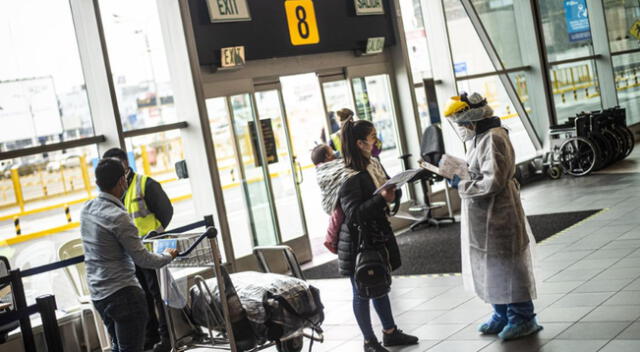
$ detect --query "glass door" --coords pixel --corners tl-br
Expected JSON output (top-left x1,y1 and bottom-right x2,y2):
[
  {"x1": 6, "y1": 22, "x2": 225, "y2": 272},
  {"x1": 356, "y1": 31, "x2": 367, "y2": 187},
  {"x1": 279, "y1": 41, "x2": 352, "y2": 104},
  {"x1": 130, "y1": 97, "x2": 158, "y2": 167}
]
[
  {"x1": 351, "y1": 74, "x2": 403, "y2": 176},
  {"x1": 253, "y1": 88, "x2": 308, "y2": 243}
]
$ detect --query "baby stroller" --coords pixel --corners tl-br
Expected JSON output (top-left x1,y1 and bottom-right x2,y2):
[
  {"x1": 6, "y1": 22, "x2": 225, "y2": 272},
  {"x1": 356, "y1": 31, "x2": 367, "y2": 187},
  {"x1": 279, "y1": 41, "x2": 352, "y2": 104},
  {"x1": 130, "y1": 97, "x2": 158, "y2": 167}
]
[{"x1": 144, "y1": 227, "x2": 324, "y2": 352}]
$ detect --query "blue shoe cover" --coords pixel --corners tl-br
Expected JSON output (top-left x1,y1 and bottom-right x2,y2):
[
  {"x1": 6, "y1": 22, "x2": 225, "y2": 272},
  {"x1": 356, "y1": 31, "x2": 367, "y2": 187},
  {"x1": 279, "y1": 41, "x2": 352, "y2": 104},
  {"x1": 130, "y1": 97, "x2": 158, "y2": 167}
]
[
  {"x1": 498, "y1": 319, "x2": 543, "y2": 340},
  {"x1": 478, "y1": 318, "x2": 507, "y2": 335}
]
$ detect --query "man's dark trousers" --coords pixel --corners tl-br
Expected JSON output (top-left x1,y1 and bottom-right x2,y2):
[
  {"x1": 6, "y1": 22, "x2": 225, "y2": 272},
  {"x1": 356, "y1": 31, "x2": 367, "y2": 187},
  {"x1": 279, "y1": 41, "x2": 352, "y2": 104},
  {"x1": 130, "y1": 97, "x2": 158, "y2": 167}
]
[
  {"x1": 93, "y1": 286, "x2": 148, "y2": 352},
  {"x1": 135, "y1": 266, "x2": 168, "y2": 346}
]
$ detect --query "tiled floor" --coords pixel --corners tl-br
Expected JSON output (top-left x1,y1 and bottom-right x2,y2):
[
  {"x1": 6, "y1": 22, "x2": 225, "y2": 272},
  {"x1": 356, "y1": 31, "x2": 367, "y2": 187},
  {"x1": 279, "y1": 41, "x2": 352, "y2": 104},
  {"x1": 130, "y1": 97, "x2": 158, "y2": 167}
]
[
  {"x1": 189, "y1": 148, "x2": 640, "y2": 352},
  {"x1": 295, "y1": 162, "x2": 640, "y2": 350}
]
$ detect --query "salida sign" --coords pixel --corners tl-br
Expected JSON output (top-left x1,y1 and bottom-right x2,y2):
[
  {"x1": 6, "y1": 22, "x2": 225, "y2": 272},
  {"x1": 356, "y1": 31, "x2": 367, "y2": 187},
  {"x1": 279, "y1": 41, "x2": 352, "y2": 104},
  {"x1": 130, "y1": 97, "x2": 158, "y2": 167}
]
[{"x1": 355, "y1": 0, "x2": 384, "y2": 15}]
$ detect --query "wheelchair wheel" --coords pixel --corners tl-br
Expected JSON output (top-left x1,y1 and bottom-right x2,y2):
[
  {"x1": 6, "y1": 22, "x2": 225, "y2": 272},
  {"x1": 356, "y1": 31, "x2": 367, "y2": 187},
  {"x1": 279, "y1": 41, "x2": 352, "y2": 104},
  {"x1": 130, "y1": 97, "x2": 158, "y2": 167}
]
[
  {"x1": 559, "y1": 137, "x2": 598, "y2": 176},
  {"x1": 547, "y1": 166, "x2": 562, "y2": 179},
  {"x1": 602, "y1": 129, "x2": 625, "y2": 162},
  {"x1": 276, "y1": 336, "x2": 304, "y2": 352},
  {"x1": 589, "y1": 134, "x2": 614, "y2": 170},
  {"x1": 618, "y1": 125, "x2": 635, "y2": 158}
]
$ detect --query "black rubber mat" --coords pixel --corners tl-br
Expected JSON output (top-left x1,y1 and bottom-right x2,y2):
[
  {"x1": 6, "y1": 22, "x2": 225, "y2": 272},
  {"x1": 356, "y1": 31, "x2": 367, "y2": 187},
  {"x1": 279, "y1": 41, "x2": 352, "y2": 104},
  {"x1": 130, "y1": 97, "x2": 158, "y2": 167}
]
[{"x1": 302, "y1": 209, "x2": 601, "y2": 279}]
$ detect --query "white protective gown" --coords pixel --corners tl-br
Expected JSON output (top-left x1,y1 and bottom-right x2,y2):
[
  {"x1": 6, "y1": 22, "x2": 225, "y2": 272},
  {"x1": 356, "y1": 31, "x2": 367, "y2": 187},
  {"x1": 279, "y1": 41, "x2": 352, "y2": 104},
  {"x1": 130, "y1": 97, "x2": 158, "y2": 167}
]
[{"x1": 458, "y1": 126, "x2": 537, "y2": 304}]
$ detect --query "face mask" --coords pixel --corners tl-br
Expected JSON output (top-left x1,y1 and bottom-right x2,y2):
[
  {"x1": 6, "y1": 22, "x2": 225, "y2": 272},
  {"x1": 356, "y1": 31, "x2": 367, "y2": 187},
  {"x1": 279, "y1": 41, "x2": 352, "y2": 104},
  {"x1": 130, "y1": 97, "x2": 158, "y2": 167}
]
[
  {"x1": 455, "y1": 123, "x2": 476, "y2": 142},
  {"x1": 371, "y1": 138, "x2": 382, "y2": 158}
]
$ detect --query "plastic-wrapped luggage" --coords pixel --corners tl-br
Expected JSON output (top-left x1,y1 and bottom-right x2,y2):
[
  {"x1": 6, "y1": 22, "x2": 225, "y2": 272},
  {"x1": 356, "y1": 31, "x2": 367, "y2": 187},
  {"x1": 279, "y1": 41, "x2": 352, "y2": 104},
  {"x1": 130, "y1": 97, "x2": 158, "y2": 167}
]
[{"x1": 189, "y1": 271, "x2": 324, "y2": 348}]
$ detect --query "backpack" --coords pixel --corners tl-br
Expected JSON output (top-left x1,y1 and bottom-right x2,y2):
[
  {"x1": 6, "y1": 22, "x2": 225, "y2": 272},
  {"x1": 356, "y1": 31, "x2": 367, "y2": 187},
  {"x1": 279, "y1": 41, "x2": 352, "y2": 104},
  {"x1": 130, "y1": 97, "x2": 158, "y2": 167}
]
[{"x1": 353, "y1": 224, "x2": 392, "y2": 299}]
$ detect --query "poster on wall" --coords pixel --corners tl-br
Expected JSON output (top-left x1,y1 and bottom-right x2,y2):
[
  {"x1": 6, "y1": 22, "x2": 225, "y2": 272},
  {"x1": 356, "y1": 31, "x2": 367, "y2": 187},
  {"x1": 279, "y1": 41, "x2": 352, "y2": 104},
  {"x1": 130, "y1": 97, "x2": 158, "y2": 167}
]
[
  {"x1": 0, "y1": 77, "x2": 62, "y2": 143},
  {"x1": 248, "y1": 118, "x2": 278, "y2": 167},
  {"x1": 564, "y1": 0, "x2": 592, "y2": 42}
]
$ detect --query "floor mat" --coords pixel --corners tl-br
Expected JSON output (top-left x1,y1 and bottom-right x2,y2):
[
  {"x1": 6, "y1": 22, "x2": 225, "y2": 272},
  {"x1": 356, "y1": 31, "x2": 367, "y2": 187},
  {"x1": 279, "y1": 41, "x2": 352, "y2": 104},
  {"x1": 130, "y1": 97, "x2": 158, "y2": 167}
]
[{"x1": 302, "y1": 209, "x2": 601, "y2": 279}]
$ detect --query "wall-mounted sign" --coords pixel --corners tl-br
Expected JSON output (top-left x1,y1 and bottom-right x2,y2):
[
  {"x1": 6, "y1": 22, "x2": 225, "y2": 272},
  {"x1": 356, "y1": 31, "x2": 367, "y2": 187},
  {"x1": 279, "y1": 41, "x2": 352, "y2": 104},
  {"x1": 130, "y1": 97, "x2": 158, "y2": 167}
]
[
  {"x1": 564, "y1": 0, "x2": 591, "y2": 42},
  {"x1": 365, "y1": 37, "x2": 385, "y2": 54},
  {"x1": 220, "y1": 46, "x2": 245, "y2": 68},
  {"x1": 630, "y1": 19, "x2": 640, "y2": 40},
  {"x1": 284, "y1": 0, "x2": 320, "y2": 46},
  {"x1": 355, "y1": 0, "x2": 384, "y2": 16},
  {"x1": 206, "y1": 0, "x2": 251, "y2": 23}
]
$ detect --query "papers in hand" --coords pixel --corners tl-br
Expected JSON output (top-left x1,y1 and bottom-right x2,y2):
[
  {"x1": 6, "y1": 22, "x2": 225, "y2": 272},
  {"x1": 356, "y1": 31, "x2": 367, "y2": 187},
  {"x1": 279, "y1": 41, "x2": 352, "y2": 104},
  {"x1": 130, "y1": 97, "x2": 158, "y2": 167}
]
[
  {"x1": 420, "y1": 154, "x2": 470, "y2": 180},
  {"x1": 373, "y1": 169, "x2": 423, "y2": 195}
]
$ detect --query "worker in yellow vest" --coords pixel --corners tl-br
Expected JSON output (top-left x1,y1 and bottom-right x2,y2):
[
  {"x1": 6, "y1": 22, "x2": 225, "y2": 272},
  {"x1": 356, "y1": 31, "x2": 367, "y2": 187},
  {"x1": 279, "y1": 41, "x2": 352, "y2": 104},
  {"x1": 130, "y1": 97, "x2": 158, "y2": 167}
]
[{"x1": 103, "y1": 148, "x2": 173, "y2": 352}]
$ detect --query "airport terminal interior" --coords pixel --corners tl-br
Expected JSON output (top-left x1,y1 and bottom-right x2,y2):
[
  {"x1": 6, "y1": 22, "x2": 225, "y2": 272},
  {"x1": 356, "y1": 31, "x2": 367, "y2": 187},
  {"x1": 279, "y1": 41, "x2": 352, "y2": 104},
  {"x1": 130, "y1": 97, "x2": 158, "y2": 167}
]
[{"x1": 1, "y1": 0, "x2": 640, "y2": 351}]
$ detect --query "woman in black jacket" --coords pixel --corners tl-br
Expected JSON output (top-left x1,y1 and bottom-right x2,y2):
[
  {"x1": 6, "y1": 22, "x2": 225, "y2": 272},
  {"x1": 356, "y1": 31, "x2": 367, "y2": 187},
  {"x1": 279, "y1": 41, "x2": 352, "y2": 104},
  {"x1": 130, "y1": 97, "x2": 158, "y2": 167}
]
[{"x1": 338, "y1": 119, "x2": 418, "y2": 352}]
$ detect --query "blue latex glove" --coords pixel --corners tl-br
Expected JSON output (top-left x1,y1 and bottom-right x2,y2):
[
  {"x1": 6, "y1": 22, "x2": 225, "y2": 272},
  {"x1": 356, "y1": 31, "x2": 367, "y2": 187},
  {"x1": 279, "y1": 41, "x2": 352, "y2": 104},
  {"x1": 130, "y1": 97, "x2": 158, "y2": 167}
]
[{"x1": 448, "y1": 174, "x2": 461, "y2": 189}]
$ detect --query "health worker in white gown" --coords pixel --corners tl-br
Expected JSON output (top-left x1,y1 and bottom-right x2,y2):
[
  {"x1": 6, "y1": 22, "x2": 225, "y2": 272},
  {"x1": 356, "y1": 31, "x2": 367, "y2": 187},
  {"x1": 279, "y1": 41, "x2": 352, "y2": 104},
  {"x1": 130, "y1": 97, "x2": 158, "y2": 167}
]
[{"x1": 444, "y1": 92, "x2": 543, "y2": 341}]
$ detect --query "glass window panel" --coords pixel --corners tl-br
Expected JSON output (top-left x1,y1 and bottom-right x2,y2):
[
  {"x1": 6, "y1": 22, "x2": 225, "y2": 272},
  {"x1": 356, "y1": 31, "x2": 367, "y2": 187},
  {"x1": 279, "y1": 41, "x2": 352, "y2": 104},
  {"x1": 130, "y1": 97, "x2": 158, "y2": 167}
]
[
  {"x1": 400, "y1": 0, "x2": 433, "y2": 83},
  {"x1": 605, "y1": 0, "x2": 640, "y2": 52},
  {"x1": 613, "y1": 52, "x2": 640, "y2": 125},
  {"x1": 124, "y1": 131, "x2": 201, "y2": 230},
  {"x1": 100, "y1": 0, "x2": 177, "y2": 131},
  {"x1": 1, "y1": 145, "x2": 98, "y2": 310},
  {"x1": 444, "y1": 0, "x2": 495, "y2": 76},
  {"x1": 352, "y1": 75, "x2": 403, "y2": 176},
  {"x1": 457, "y1": 75, "x2": 537, "y2": 162},
  {"x1": 549, "y1": 60, "x2": 602, "y2": 124},
  {"x1": 206, "y1": 97, "x2": 254, "y2": 258},
  {"x1": 415, "y1": 86, "x2": 431, "y2": 131},
  {"x1": 0, "y1": 0, "x2": 94, "y2": 151},
  {"x1": 469, "y1": 0, "x2": 525, "y2": 69},
  {"x1": 538, "y1": 0, "x2": 595, "y2": 62}
]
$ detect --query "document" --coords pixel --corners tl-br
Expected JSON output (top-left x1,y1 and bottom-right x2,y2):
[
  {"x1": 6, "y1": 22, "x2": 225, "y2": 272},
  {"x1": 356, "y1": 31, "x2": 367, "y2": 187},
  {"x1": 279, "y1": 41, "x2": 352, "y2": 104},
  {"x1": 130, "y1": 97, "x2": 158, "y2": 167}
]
[
  {"x1": 373, "y1": 169, "x2": 424, "y2": 194},
  {"x1": 419, "y1": 154, "x2": 470, "y2": 180}
]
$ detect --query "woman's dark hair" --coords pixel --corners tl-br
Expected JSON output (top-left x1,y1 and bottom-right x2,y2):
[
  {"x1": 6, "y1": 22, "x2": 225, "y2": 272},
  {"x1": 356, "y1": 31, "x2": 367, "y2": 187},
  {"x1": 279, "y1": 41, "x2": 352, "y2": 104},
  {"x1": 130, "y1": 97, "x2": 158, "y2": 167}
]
[
  {"x1": 95, "y1": 158, "x2": 125, "y2": 191},
  {"x1": 311, "y1": 144, "x2": 330, "y2": 166},
  {"x1": 341, "y1": 119, "x2": 374, "y2": 172}
]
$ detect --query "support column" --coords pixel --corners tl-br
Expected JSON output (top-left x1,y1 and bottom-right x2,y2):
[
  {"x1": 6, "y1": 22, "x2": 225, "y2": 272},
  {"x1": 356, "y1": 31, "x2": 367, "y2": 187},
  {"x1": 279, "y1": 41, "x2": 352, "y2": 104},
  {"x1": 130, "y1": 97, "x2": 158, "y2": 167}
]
[
  {"x1": 69, "y1": 0, "x2": 125, "y2": 155},
  {"x1": 586, "y1": 0, "x2": 618, "y2": 108},
  {"x1": 389, "y1": 0, "x2": 424, "y2": 201},
  {"x1": 156, "y1": 0, "x2": 236, "y2": 268},
  {"x1": 420, "y1": 0, "x2": 466, "y2": 158}
]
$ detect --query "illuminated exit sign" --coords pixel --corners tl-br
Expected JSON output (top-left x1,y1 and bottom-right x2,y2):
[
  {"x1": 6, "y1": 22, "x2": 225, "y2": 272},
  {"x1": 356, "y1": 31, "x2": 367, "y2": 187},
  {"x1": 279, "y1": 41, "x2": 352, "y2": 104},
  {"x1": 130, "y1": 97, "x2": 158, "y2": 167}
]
[{"x1": 207, "y1": 0, "x2": 251, "y2": 23}]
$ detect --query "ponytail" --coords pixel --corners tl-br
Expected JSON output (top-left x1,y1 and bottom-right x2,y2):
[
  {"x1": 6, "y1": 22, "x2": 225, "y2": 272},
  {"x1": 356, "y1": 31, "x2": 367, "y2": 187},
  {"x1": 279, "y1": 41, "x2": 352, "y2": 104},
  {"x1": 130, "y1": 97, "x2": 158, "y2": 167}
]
[{"x1": 341, "y1": 119, "x2": 374, "y2": 172}]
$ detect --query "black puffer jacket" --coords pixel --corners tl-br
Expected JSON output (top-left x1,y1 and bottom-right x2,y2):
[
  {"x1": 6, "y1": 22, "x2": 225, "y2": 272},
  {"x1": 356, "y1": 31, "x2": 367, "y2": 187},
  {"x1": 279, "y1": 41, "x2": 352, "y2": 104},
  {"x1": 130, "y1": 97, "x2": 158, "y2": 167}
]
[{"x1": 337, "y1": 172, "x2": 401, "y2": 276}]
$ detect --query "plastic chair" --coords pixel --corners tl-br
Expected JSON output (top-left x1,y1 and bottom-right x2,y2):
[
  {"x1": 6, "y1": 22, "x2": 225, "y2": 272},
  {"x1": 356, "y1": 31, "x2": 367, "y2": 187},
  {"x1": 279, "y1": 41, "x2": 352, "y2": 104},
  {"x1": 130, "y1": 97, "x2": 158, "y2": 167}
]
[{"x1": 58, "y1": 239, "x2": 111, "y2": 352}]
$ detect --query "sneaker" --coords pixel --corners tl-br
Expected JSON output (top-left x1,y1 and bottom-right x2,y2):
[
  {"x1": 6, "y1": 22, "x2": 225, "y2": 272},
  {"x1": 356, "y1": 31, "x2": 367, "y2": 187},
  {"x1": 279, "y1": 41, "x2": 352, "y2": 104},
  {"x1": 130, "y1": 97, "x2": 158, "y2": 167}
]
[
  {"x1": 498, "y1": 319, "x2": 543, "y2": 341},
  {"x1": 478, "y1": 318, "x2": 507, "y2": 335},
  {"x1": 364, "y1": 339, "x2": 390, "y2": 352},
  {"x1": 382, "y1": 328, "x2": 419, "y2": 347}
]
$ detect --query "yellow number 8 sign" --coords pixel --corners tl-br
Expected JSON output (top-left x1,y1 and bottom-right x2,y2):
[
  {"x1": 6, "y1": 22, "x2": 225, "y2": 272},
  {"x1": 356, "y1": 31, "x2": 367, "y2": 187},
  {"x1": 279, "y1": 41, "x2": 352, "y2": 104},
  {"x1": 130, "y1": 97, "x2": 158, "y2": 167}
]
[{"x1": 285, "y1": 0, "x2": 320, "y2": 46}]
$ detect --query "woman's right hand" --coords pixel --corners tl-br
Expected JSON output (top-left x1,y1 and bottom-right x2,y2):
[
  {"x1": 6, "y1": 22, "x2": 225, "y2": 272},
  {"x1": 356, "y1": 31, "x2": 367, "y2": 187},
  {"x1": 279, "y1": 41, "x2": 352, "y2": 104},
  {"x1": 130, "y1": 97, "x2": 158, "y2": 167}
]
[{"x1": 380, "y1": 186, "x2": 396, "y2": 203}]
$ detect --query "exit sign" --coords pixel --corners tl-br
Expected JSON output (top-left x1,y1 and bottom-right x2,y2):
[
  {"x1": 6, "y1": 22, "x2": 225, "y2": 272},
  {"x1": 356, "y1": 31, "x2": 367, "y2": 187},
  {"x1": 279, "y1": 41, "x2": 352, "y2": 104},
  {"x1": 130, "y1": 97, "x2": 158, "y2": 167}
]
[
  {"x1": 207, "y1": 0, "x2": 251, "y2": 23},
  {"x1": 220, "y1": 46, "x2": 246, "y2": 68}
]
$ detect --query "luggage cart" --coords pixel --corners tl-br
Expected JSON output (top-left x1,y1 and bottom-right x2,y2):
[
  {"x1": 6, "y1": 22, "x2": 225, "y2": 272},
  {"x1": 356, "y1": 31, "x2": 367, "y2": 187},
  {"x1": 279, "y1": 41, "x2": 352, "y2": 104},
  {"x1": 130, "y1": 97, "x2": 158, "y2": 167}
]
[{"x1": 144, "y1": 228, "x2": 323, "y2": 352}]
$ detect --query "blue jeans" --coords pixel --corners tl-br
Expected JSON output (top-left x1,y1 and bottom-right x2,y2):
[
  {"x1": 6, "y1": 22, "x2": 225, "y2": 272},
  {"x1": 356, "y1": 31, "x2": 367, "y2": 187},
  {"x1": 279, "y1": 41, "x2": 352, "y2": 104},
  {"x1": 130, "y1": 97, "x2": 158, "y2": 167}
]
[
  {"x1": 491, "y1": 301, "x2": 535, "y2": 326},
  {"x1": 93, "y1": 286, "x2": 149, "y2": 352},
  {"x1": 350, "y1": 276, "x2": 396, "y2": 341}
]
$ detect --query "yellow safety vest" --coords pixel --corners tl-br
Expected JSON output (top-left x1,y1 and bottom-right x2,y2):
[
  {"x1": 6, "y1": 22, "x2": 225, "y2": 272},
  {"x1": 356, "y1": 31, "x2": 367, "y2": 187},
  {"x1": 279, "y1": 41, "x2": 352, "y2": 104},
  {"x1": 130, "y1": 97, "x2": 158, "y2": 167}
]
[
  {"x1": 124, "y1": 173, "x2": 164, "y2": 238},
  {"x1": 331, "y1": 132, "x2": 342, "y2": 153}
]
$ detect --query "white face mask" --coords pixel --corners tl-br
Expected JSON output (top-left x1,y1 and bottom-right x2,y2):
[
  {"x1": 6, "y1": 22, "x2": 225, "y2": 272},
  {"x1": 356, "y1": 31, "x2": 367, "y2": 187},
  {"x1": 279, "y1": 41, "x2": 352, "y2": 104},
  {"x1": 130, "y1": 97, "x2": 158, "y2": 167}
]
[{"x1": 455, "y1": 124, "x2": 476, "y2": 142}]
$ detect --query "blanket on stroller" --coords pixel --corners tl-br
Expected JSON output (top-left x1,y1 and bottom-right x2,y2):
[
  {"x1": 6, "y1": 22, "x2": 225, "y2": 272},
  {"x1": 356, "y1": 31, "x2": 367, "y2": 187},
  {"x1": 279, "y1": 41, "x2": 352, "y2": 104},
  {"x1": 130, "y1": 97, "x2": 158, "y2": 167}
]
[{"x1": 189, "y1": 271, "x2": 324, "y2": 347}]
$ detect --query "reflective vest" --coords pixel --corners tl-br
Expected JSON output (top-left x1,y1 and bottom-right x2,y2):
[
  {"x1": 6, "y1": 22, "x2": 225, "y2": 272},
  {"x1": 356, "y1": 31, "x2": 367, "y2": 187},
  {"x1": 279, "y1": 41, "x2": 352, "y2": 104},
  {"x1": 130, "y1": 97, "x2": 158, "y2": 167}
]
[
  {"x1": 124, "y1": 173, "x2": 164, "y2": 238},
  {"x1": 331, "y1": 132, "x2": 342, "y2": 153}
]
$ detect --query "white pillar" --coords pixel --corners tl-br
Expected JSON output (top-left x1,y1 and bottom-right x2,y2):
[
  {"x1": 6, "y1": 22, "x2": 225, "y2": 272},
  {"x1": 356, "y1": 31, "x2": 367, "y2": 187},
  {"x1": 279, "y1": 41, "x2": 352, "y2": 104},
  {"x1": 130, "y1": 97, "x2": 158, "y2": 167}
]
[{"x1": 586, "y1": 0, "x2": 618, "y2": 108}]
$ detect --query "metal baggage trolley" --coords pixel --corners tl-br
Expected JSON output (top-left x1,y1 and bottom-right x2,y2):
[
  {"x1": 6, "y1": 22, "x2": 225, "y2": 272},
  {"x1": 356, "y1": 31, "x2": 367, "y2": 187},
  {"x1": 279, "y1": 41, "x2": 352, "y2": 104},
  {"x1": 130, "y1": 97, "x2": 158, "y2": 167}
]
[{"x1": 144, "y1": 227, "x2": 323, "y2": 352}]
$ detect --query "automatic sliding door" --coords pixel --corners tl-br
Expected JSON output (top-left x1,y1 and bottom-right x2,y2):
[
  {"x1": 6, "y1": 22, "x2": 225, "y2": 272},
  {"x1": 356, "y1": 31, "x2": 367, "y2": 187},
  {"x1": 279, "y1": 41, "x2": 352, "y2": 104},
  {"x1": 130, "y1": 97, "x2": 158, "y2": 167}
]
[{"x1": 254, "y1": 89, "x2": 307, "y2": 243}]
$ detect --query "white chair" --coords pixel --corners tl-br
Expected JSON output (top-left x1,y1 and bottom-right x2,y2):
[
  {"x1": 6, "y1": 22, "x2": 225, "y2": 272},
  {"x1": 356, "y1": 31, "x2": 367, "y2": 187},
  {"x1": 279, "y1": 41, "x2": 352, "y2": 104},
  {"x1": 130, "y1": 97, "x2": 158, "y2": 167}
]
[{"x1": 58, "y1": 239, "x2": 111, "y2": 352}]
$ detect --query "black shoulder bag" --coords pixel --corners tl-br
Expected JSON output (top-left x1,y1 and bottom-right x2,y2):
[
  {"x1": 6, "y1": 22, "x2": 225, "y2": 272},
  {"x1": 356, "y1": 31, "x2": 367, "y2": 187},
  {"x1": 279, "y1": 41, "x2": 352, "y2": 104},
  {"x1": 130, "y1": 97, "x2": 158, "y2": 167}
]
[{"x1": 353, "y1": 222, "x2": 392, "y2": 299}]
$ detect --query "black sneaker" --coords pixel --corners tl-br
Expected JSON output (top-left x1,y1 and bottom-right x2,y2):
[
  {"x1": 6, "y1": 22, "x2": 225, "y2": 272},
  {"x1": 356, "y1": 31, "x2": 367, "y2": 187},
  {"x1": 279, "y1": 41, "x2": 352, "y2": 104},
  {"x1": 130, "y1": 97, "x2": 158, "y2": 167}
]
[
  {"x1": 364, "y1": 339, "x2": 390, "y2": 352},
  {"x1": 382, "y1": 328, "x2": 419, "y2": 347}
]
